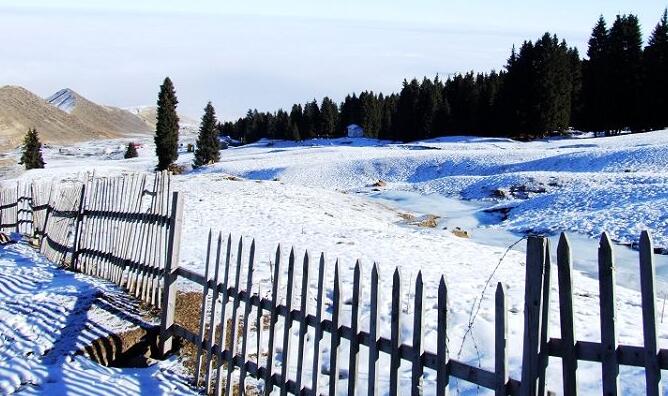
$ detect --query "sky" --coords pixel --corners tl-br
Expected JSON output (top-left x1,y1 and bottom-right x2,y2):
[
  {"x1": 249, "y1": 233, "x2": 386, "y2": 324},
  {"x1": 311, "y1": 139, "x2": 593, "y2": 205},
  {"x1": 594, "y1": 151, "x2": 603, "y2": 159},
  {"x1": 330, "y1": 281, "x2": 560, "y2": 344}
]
[{"x1": 0, "y1": 1, "x2": 666, "y2": 120}]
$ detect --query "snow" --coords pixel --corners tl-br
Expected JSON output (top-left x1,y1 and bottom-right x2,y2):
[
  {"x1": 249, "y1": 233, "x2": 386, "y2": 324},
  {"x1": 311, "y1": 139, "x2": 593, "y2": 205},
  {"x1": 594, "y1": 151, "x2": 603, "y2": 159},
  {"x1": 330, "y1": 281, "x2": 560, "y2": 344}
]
[
  {"x1": 46, "y1": 89, "x2": 77, "y2": 114},
  {"x1": 0, "y1": 241, "x2": 197, "y2": 395},
  {"x1": 3, "y1": 130, "x2": 668, "y2": 394}
]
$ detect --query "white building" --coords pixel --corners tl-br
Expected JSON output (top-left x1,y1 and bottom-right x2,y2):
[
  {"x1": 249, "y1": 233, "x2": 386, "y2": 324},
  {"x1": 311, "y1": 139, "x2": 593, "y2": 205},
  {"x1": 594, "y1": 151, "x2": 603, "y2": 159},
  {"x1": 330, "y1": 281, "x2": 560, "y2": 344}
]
[{"x1": 346, "y1": 124, "x2": 364, "y2": 138}]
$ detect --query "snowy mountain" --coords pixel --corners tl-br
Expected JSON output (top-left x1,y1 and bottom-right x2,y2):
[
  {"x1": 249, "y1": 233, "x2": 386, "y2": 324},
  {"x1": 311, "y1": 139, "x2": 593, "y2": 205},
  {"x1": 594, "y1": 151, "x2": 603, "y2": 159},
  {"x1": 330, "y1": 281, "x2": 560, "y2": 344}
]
[
  {"x1": 45, "y1": 88, "x2": 152, "y2": 136},
  {"x1": 0, "y1": 86, "x2": 152, "y2": 151}
]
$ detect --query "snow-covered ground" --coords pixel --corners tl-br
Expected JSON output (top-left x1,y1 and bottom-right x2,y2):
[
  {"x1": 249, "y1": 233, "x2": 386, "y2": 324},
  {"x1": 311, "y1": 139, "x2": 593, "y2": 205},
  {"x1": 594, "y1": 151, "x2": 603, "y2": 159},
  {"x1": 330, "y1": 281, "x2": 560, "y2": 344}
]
[
  {"x1": 0, "y1": 240, "x2": 197, "y2": 395},
  {"x1": 2, "y1": 130, "x2": 668, "y2": 394}
]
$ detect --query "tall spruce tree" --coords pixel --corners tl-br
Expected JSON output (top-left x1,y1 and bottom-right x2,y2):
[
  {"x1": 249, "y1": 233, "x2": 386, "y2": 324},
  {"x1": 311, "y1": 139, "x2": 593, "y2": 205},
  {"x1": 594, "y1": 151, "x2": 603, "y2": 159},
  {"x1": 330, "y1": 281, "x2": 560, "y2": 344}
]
[
  {"x1": 319, "y1": 97, "x2": 339, "y2": 137},
  {"x1": 193, "y1": 102, "x2": 220, "y2": 168},
  {"x1": 154, "y1": 77, "x2": 180, "y2": 170},
  {"x1": 20, "y1": 128, "x2": 45, "y2": 169},
  {"x1": 275, "y1": 109, "x2": 291, "y2": 139},
  {"x1": 608, "y1": 14, "x2": 643, "y2": 132},
  {"x1": 643, "y1": 9, "x2": 668, "y2": 130},
  {"x1": 582, "y1": 16, "x2": 611, "y2": 133},
  {"x1": 289, "y1": 104, "x2": 303, "y2": 141}
]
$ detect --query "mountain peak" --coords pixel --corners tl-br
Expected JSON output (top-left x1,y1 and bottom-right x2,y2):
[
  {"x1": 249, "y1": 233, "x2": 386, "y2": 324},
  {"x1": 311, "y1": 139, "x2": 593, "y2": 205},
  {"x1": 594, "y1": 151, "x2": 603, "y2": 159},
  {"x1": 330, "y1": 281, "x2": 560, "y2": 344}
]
[{"x1": 47, "y1": 88, "x2": 79, "y2": 113}]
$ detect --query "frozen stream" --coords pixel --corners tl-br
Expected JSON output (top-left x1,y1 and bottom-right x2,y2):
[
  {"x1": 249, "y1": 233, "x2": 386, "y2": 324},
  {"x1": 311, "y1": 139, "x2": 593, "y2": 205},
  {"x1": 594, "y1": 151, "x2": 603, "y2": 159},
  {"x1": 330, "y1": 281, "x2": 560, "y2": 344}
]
[{"x1": 367, "y1": 189, "x2": 668, "y2": 294}]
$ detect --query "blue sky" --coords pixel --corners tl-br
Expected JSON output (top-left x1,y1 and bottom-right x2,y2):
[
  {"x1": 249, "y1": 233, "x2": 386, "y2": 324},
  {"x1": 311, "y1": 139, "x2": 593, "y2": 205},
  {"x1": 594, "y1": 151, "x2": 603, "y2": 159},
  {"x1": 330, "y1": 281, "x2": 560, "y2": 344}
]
[{"x1": 0, "y1": 1, "x2": 666, "y2": 120}]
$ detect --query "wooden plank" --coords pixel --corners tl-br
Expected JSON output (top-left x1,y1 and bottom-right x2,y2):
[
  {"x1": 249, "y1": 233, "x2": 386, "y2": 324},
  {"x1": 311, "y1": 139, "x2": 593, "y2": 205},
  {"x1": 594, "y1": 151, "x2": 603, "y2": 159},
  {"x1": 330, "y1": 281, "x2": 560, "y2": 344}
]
[
  {"x1": 204, "y1": 233, "x2": 225, "y2": 394},
  {"x1": 639, "y1": 230, "x2": 661, "y2": 396},
  {"x1": 347, "y1": 260, "x2": 362, "y2": 396},
  {"x1": 158, "y1": 191, "x2": 183, "y2": 356},
  {"x1": 214, "y1": 234, "x2": 234, "y2": 396},
  {"x1": 368, "y1": 263, "x2": 381, "y2": 396},
  {"x1": 194, "y1": 231, "x2": 214, "y2": 386},
  {"x1": 225, "y1": 237, "x2": 245, "y2": 396},
  {"x1": 598, "y1": 232, "x2": 619, "y2": 396},
  {"x1": 520, "y1": 236, "x2": 546, "y2": 396},
  {"x1": 411, "y1": 271, "x2": 424, "y2": 396},
  {"x1": 389, "y1": 268, "x2": 402, "y2": 396},
  {"x1": 538, "y1": 239, "x2": 551, "y2": 396},
  {"x1": 495, "y1": 282, "x2": 507, "y2": 396},
  {"x1": 436, "y1": 276, "x2": 449, "y2": 396},
  {"x1": 239, "y1": 239, "x2": 256, "y2": 394},
  {"x1": 556, "y1": 233, "x2": 578, "y2": 395},
  {"x1": 279, "y1": 249, "x2": 296, "y2": 396},
  {"x1": 328, "y1": 261, "x2": 341, "y2": 396},
  {"x1": 311, "y1": 253, "x2": 326, "y2": 395},
  {"x1": 263, "y1": 245, "x2": 282, "y2": 396},
  {"x1": 295, "y1": 251, "x2": 310, "y2": 394}
]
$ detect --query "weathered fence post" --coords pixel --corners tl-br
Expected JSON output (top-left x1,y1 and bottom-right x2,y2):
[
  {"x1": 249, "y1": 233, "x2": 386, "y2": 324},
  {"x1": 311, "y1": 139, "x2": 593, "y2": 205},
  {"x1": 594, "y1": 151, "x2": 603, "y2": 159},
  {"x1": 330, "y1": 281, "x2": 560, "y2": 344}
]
[
  {"x1": 639, "y1": 231, "x2": 662, "y2": 396},
  {"x1": 159, "y1": 191, "x2": 184, "y2": 356},
  {"x1": 520, "y1": 236, "x2": 547, "y2": 396},
  {"x1": 70, "y1": 184, "x2": 87, "y2": 270}
]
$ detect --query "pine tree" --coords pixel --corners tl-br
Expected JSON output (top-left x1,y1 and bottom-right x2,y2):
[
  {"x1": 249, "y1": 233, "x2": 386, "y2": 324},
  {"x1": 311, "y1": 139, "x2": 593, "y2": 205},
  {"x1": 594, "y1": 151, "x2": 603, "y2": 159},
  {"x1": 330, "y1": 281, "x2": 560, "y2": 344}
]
[
  {"x1": 643, "y1": 9, "x2": 668, "y2": 130},
  {"x1": 319, "y1": 97, "x2": 339, "y2": 137},
  {"x1": 124, "y1": 142, "x2": 138, "y2": 159},
  {"x1": 582, "y1": 16, "x2": 611, "y2": 133},
  {"x1": 20, "y1": 128, "x2": 45, "y2": 169},
  {"x1": 154, "y1": 77, "x2": 180, "y2": 170},
  {"x1": 302, "y1": 100, "x2": 320, "y2": 139},
  {"x1": 193, "y1": 102, "x2": 220, "y2": 168},
  {"x1": 395, "y1": 79, "x2": 420, "y2": 142},
  {"x1": 274, "y1": 109, "x2": 291, "y2": 140},
  {"x1": 608, "y1": 14, "x2": 643, "y2": 132},
  {"x1": 289, "y1": 104, "x2": 303, "y2": 141}
]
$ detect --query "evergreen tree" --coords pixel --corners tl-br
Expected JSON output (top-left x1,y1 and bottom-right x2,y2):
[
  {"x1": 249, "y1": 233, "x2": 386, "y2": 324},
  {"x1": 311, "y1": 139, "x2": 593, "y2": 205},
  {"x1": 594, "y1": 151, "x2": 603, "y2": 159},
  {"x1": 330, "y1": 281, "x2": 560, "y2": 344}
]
[
  {"x1": 608, "y1": 14, "x2": 643, "y2": 132},
  {"x1": 359, "y1": 91, "x2": 381, "y2": 138},
  {"x1": 416, "y1": 77, "x2": 439, "y2": 139},
  {"x1": 379, "y1": 94, "x2": 398, "y2": 140},
  {"x1": 20, "y1": 128, "x2": 45, "y2": 169},
  {"x1": 124, "y1": 142, "x2": 138, "y2": 159},
  {"x1": 193, "y1": 102, "x2": 220, "y2": 167},
  {"x1": 395, "y1": 79, "x2": 420, "y2": 142},
  {"x1": 289, "y1": 104, "x2": 303, "y2": 141},
  {"x1": 319, "y1": 97, "x2": 339, "y2": 136},
  {"x1": 154, "y1": 77, "x2": 180, "y2": 170},
  {"x1": 643, "y1": 9, "x2": 668, "y2": 130},
  {"x1": 302, "y1": 100, "x2": 321, "y2": 139},
  {"x1": 532, "y1": 34, "x2": 573, "y2": 136},
  {"x1": 274, "y1": 109, "x2": 291, "y2": 139},
  {"x1": 582, "y1": 16, "x2": 611, "y2": 133}
]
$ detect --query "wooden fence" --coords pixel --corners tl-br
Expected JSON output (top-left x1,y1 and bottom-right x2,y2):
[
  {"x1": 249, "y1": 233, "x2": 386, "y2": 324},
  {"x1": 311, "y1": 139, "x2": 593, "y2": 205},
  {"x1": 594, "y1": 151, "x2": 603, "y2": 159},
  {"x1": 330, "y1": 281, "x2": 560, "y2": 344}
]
[
  {"x1": 0, "y1": 172, "x2": 180, "y2": 315},
  {"x1": 2, "y1": 175, "x2": 667, "y2": 395},
  {"x1": 167, "y1": 232, "x2": 667, "y2": 396}
]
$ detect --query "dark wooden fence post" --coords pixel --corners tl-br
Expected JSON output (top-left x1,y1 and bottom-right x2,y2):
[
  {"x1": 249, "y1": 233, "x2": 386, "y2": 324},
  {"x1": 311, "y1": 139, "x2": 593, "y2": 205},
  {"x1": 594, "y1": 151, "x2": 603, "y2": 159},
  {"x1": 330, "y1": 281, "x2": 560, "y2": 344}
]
[
  {"x1": 520, "y1": 236, "x2": 546, "y2": 396},
  {"x1": 159, "y1": 191, "x2": 184, "y2": 356},
  {"x1": 71, "y1": 184, "x2": 87, "y2": 270}
]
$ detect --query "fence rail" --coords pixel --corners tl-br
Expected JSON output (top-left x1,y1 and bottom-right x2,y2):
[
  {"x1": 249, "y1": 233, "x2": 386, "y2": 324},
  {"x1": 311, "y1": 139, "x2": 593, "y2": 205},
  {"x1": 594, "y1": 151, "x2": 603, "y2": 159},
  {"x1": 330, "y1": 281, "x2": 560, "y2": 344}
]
[{"x1": 2, "y1": 175, "x2": 666, "y2": 395}]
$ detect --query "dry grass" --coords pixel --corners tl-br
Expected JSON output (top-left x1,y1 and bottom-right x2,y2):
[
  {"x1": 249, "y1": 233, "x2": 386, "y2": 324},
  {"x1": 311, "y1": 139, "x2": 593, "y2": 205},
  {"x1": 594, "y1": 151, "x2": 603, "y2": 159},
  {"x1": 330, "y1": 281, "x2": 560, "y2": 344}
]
[{"x1": 174, "y1": 291, "x2": 265, "y2": 395}]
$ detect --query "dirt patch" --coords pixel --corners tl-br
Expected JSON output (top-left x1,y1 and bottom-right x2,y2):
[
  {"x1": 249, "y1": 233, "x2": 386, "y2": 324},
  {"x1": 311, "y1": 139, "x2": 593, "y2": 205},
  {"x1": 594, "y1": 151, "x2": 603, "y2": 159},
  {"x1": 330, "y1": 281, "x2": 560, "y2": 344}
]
[
  {"x1": 369, "y1": 180, "x2": 386, "y2": 188},
  {"x1": 174, "y1": 291, "x2": 265, "y2": 394},
  {"x1": 81, "y1": 326, "x2": 159, "y2": 367}
]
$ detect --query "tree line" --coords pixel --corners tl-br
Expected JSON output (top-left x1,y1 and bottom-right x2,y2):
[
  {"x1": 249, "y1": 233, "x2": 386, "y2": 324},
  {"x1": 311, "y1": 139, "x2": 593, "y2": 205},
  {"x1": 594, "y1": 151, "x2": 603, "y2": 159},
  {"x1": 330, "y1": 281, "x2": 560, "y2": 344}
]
[{"x1": 220, "y1": 10, "x2": 668, "y2": 142}]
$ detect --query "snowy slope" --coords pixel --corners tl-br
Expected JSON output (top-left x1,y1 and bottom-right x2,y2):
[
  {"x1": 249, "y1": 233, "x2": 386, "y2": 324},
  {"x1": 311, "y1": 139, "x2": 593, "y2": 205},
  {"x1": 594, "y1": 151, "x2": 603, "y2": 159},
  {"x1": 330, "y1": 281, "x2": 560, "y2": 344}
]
[
  {"x1": 0, "y1": 242, "x2": 196, "y2": 395},
  {"x1": 46, "y1": 89, "x2": 77, "y2": 113},
  {"x1": 3, "y1": 130, "x2": 668, "y2": 393}
]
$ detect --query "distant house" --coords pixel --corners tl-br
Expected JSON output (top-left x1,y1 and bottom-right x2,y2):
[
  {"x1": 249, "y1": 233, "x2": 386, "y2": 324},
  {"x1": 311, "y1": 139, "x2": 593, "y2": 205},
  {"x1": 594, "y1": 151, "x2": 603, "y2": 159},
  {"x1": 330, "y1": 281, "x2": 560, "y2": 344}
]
[{"x1": 347, "y1": 124, "x2": 364, "y2": 138}]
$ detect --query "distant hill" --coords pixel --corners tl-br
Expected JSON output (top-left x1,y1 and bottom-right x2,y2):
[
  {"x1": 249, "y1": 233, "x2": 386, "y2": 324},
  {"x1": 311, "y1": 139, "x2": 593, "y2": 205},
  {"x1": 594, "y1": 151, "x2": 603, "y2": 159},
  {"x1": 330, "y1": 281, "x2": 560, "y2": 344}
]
[
  {"x1": 0, "y1": 86, "x2": 151, "y2": 151},
  {"x1": 125, "y1": 105, "x2": 199, "y2": 129},
  {"x1": 46, "y1": 88, "x2": 151, "y2": 136}
]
